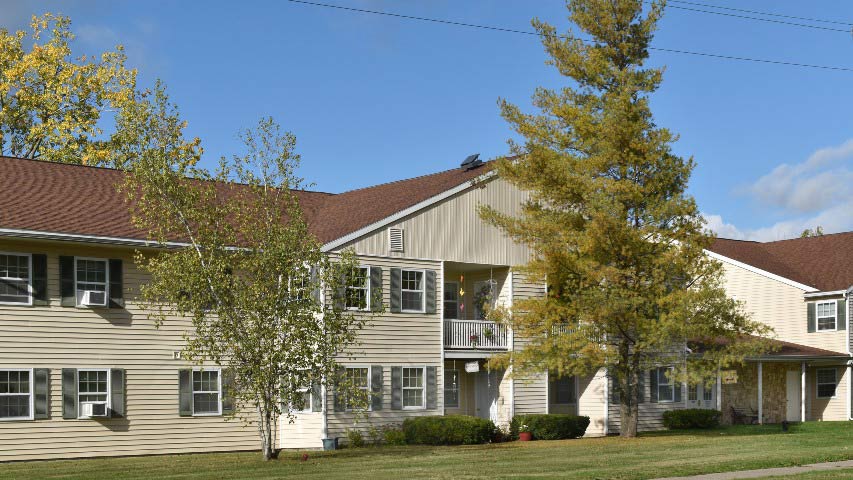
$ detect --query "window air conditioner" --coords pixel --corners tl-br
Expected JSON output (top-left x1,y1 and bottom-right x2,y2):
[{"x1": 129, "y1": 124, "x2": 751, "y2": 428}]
[
  {"x1": 80, "y1": 290, "x2": 107, "y2": 306},
  {"x1": 80, "y1": 401, "x2": 108, "y2": 418}
]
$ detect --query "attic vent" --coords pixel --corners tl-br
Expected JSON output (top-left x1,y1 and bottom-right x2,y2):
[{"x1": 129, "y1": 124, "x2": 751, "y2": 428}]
[{"x1": 388, "y1": 228, "x2": 404, "y2": 252}]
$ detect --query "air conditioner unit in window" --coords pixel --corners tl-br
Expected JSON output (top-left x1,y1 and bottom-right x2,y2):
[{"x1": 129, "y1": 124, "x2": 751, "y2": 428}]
[
  {"x1": 80, "y1": 290, "x2": 107, "y2": 306},
  {"x1": 80, "y1": 401, "x2": 108, "y2": 418}
]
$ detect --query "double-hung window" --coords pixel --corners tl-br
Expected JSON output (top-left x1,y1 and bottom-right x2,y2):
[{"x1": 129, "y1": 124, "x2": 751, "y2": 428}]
[
  {"x1": 401, "y1": 270, "x2": 425, "y2": 312},
  {"x1": 192, "y1": 369, "x2": 222, "y2": 415},
  {"x1": 346, "y1": 267, "x2": 370, "y2": 310},
  {"x1": 0, "y1": 369, "x2": 33, "y2": 420},
  {"x1": 75, "y1": 258, "x2": 108, "y2": 307},
  {"x1": 294, "y1": 386, "x2": 313, "y2": 413},
  {"x1": 0, "y1": 253, "x2": 31, "y2": 305},
  {"x1": 443, "y1": 282, "x2": 459, "y2": 320},
  {"x1": 656, "y1": 367, "x2": 675, "y2": 402},
  {"x1": 550, "y1": 375, "x2": 576, "y2": 405},
  {"x1": 346, "y1": 367, "x2": 370, "y2": 410},
  {"x1": 78, "y1": 369, "x2": 109, "y2": 417},
  {"x1": 817, "y1": 368, "x2": 837, "y2": 398},
  {"x1": 444, "y1": 369, "x2": 459, "y2": 408},
  {"x1": 402, "y1": 367, "x2": 425, "y2": 409},
  {"x1": 816, "y1": 301, "x2": 837, "y2": 331}
]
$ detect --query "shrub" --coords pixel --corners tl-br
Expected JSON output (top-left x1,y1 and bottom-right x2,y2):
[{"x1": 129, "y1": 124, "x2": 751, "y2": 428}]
[
  {"x1": 509, "y1": 414, "x2": 590, "y2": 440},
  {"x1": 346, "y1": 428, "x2": 365, "y2": 448},
  {"x1": 402, "y1": 415, "x2": 497, "y2": 445},
  {"x1": 662, "y1": 409, "x2": 721, "y2": 429},
  {"x1": 382, "y1": 425, "x2": 407, "y2": 446}
]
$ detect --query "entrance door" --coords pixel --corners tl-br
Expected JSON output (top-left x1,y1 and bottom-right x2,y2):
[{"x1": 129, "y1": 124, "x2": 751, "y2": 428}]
[
  {"x1": 786, "y1": 370, "x2": 801, "y2": 421},
  {"x1": 475, "y1": 370, "x2": 501, "y2": 423}
]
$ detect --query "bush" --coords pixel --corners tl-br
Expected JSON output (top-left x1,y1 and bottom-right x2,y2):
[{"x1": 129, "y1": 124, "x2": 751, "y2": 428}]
[
  {"x1": 662, "y1": 409, "x2": 721, "y2": 429},
  {"x1": 402, "y1": 415, "x2": 497, "y2": 445},
  {"x1": 509, "y1": 414, "x2": 590, "y2": 440},
  {"x1": 382, "y1": 425, "x2": 407, "y2": 446},
  {"x1": 346, "y1": 428, "x2": 365, "y2": 447}
]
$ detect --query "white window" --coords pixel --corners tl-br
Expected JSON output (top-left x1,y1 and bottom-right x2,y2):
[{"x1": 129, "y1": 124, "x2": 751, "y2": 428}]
[
  {"x1": 656, "y1": 368, "x2": 675, "y2": 402},
  {"x1": 401, "y1": 270, "x2": 425, "y2": 312},
  {"x1": 0, "y1": 369, "x2": 33, "y2": 420},
  {"x1": 346, "y1": 367, "x2": 370, "y2": 410},
  {"x1": 550, "y1": 375, "x2": 576, "y2": 405},
  {"x1": 443, "y1": 282, "x2": 459, "y2": 320},
  {"x1": 78, "y1": 369, "x2": 110, "y2": 418},
  {"x1": 444, "y1": 369, "x2": 459, "y2": 408},
  {"x1": 816, "y1": 301, "x2": 837, "y2": 331},
  {"x1": 75, "y1": 258, "x2": 108, "y2": 307},
  {"x1": 0, "y1": 253, "x2": 31, "y2": 305},
  {"x1": 817, "y1": 368, "x2": 837, "y2": 399},
  {"x1": 687, "y1": 384, "x2": 698, "y2": 401},
  {"x1": 702, "y1": 385, "x2": 713, "y2": 402},
  {"x1": 346, "y1": 267, "x2": 370, "y2": 311},
  {"x1": 294, "y1": 386, "x2": 313, "y2": 413},
  {"x1": 192, "y1": 369, "x2": 222, "y2": 415},
  {"x1": 402, "y1": 367, "x2": 425, "y2": 409}
]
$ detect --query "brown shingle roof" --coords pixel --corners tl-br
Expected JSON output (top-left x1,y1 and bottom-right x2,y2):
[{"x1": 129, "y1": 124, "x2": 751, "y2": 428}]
[
  {"x1": 709, "y1": 234, "x2": 853, "y2": 292},
  {"x1": 691, "y1": 335, "x2": 849, "y2": 358},
  {"x1": 0, "y1": 156, "x2": 491, "y2": 245}
]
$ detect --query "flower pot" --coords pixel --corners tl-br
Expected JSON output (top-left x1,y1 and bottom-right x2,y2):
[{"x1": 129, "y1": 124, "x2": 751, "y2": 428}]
[{"x1": 519, "y1": 432, "x2": 533, "y2": 442}]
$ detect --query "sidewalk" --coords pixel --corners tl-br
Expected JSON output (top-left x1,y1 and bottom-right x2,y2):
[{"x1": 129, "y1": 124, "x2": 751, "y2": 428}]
[{"x1": 653, "y1": 460, "x2": 853, "y2": 480}]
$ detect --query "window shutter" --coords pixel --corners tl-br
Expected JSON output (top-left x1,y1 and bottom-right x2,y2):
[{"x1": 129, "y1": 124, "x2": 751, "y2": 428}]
[
  {"x1": 335, "y1": 270, "x2": 348, "y2": 311},
  {"x1": 59, "y1": 256, "x2": 75, "y2": 307},
  {"x1": 32, "y1": 254, "x2": 48, "y2": 305},
  {"x1": 674, "y1": 381, "x2": 682, "y2": 403},
  {"x1": 62, "y1": 368, "x2": 78, "y2": 419},
  {"x1": 637, "y1": 371, "x2": 645, "y2": 404},
  {"x1": 370, "y1": 267, "x2": 383, "y2": 312},
  {"x1": 34, "y1": 368, "x2": 50, "y2": 419},
  {"x1": 310, "y1": 266, "x2": 321, "y2": 304},
  {"x1": 333, "y1": 367, "x2": 346, "y2": 412},
  {"x1": 312, "y1": 382, "x2": 323, "y2": 412},
  {"x1": 371, "y1": 365, "x2": 383, "y2": 411},
  {"x1": 108, "y1": 259, "x2": 124, "y2": 308},
  {"x1": 650, "y1": 370, "x2": 658, "y2": 403},
  {"x1": 425, "y1": 270, "x2": 437, "y2": 314},
  {"x1": 178, "y1": 369, "x2": 192, "y2": 416},
  {"x1": 426, "y1": 366, "x2": 437, "y2": 409},
  {"x1": 838, "y1": 299, "x2": 847, "y2": 331},
  {"x1": 609, "y1": 377, "x2": 620, "y2": 403},
  {"x1": 110, "y1": 368, "x2": 126, "y2": 418},
  {"x1": 221, "y1": 369, "x2": 235, "y2": 415},
  {"x1": 807, "y1": 302, "x2": 816, "y2": 333},
  {"x1": 391, "y1": 366, "x2": 402, "y2": 410},
  {"x1": 390, "y1": 268, "x2": 401, "y2": 313}
]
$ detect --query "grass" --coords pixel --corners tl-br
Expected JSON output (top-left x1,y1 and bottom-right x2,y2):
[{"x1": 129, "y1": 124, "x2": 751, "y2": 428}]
[{"x1": 4, "y1": 422, "x2": 853, "y2": 480}]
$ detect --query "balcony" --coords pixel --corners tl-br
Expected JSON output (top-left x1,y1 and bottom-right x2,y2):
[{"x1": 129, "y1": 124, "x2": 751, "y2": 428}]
[{"x1": 443, "y1": 319, "x2": 509, "y2": 351}]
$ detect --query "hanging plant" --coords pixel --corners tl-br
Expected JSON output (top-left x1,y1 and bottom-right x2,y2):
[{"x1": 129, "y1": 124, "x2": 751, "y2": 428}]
[{"x1": 483, "y1": 327, "x2": 494, "y2": 340}]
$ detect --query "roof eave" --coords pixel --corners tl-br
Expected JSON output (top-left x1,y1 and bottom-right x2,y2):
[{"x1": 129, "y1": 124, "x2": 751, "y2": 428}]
[{"x1": 704, "y1": 249, "x2": 819, "y2": 292}]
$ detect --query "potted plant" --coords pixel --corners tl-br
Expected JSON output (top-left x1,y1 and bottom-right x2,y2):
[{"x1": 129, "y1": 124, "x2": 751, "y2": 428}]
[
  {"x1": 483, "y1": 327, "x2": 495, "y2": 341},
  {"x1": 518, "y1": 424, "x2": 532, "y2": 442},
  {"x1": 469, "y1": 334, "x2": 479, "y2": 347}
]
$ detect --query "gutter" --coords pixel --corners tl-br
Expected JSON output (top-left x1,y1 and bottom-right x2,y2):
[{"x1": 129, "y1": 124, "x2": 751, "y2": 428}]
[{"x1": 0, "y1": 227, "x2": 187, "y2": 249}]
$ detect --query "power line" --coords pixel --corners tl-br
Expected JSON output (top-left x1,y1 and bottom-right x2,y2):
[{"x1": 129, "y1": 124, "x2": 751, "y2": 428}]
[
  {"x1": 667, "y1": 0, "x2": 853, "y2": 27},
  {"x1": 283, "y1": 0, "x2": 853, "y2": 73},
  {"x1": 658, "y1": 2, "x2": 850, "y2": 33}
]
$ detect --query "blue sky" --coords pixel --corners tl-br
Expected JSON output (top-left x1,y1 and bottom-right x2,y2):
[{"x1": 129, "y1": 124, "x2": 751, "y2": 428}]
[{"x1": 3, "y1": 0, "x2": 852, "y2": 240}]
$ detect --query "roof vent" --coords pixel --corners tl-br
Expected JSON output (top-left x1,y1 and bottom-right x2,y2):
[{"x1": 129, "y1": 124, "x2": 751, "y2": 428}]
[{"x1": 460, "y1": 153, "x2": 482, "y2": 171}]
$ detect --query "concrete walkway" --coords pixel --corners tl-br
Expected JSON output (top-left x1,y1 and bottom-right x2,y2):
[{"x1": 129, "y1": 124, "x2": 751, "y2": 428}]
[{"x1": 653, "y1": 460, "x2": 853, "y2": 480}]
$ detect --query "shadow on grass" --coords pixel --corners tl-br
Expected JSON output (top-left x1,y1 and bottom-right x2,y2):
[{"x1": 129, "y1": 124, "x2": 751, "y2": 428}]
[{"x1": 640, "y1": 423, "x2": 808, "y2": 438}]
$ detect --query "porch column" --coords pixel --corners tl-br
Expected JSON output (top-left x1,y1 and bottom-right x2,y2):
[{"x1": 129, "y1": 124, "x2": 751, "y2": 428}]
[
  {"x1": 801, "y1": 362, "x2": 807, "y2": 422},
  {"x1": 757, "y1": 362, "x2": 763, "y2": 424}
]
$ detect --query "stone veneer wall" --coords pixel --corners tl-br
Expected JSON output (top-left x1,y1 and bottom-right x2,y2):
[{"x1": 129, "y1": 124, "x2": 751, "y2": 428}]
[{"x1": 721, "y1": 362, "x2": 794, "y2": 424}]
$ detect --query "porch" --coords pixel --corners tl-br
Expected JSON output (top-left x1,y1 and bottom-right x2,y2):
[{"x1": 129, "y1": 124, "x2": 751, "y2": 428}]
[
  {"x1": 443, "y1": 359, "x2": 511, "y2": 427},
  {"x1": 443, "y1": 262, "x2": 512, "y2": 354}
]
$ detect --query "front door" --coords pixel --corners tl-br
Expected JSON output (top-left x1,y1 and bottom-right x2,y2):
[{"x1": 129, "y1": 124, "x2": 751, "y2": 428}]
[
  {"x1": 786, "y1": 370, "x2": 801, "y2": 421},
  {"x1": 475, "y1": 369, "x2": 500, "y2": 423}
]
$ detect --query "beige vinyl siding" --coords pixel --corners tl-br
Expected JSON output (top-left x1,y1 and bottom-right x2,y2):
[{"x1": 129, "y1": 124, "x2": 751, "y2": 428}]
[
  {"x1": 510, "y1": 270, "x2": 549, "y2": 416},
  {"x1": 606, "y1": 371, "x2": 686, "y2": 434},
  {"x1": 341, "y1": 177, "x2": 531, "y2": 266},
  {"x1": 807, "y1": 365, "x2": 848, "y2": 421},
  {"x1": 280, "y1": 412, "x2": 323, "y2": 449},
  {"x1": 578, "y1": 369, "x2": 607, "y2": 436},
  {"x1": 0, "y1": 239, "x2": 258, "y2": 462}
]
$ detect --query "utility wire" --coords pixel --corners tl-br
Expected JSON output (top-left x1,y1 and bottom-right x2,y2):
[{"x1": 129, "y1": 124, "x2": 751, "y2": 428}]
[
  {"x1": 657, "y1": 2, "x2": 850, "y2": 33},
  {"x1": 283, "y1": 0, "x2": 853, "y2": 73},
  {"x1": 667, "y1": 0, "x2": 853, "y2": 27}
]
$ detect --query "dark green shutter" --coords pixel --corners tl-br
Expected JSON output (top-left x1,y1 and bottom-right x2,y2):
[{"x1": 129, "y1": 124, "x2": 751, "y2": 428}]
[
  {"x1": 609, "y1": 376, "x2": 620, "y2": 403},
  {"x1": 370, "y1": 267, "x2": 383, "y2": 312},
  {"x1": 650, "y1": 369, "x2": 658, "y2": 403},
  {"x1": 221, "y1": 369, "x2": 235, "y2": 415},
  {"x1": 178, "y1": 369, "x2": 192, "y2": 416},
  {"x1": 807, "y1": 302, "x2": 816, "y2": 333},
  {"x1": 674, "y1": 381, "x2": 682, "y2": 403},
  {"x1": 371, "y1": 365, "x2": 383, "y2": 411},
  {"x1": 33, "y1": 368, "x2": 49, "y2": 419},
  {"x1": 108, "y1": 259, "x2": 124, "y2": 308},
  {"x1": 110, "y1": 368, "x2": 125, "y2": 418},
  {"x1": 425, "y1": 270, "x2": 436, "y2": 314},
  {"x1": 390, "y1": 268, "x2": 401, "y2": 313},
  {"x1": 391, "y1": 366, "x2": 402, "y2": 410},
  {"x1": 637, "y1": 371, "x2": 645, "y2": 404},
  {"x1": 59, "y1": 256, "x2": 75, "y2": 307},
  {"x1": 837, "y1": 299, "x2": 847, "y2": 331},
  {"x1": 310, "y1": 267, "x2": 321, "y2": 304},
  {"x1": 312, "y1": 382, "x2": 323, "y2": 412},
  {"x1": 335, "y1": 270, "x2": 348, "y2": 311},
  {"x1": 62, "y1": 368, "x2": 78, "y2": 419},
  {"x1": 32, "y1": 254, "x2": 48, "y2": 305},
  {"x1": 333, "y1": 367, "x2": 346, "y2": 412},
  {"x1": 426, "y1": 366, "x2": 437, "y2": 409}
]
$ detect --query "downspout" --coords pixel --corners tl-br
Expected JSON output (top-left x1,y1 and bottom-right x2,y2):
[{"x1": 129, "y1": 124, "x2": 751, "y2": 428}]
[
  {"x1": 508, "y1": 269, "x2": 515, "y2": 422},
  {"x1": 440, "y1": 260, "x2": 445, "y2": 416},
  {"x1": 321, "y1": 278, "x2": 329, "y2": 442},
  {"x1": 604, "y1": 368, "x2": 609, "y2": 436}
]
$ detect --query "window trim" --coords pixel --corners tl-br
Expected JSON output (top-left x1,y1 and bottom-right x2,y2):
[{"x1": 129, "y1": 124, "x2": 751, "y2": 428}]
[
  {"x1": 657, "y1": 367, "x2": 675, "y2": 403},
  {"x1": 444, "y1": 368, "x2": 460, "y2": 408},
  {"x1": 74, "y1": 256, "x2": 109, "y2": 308},
  {"x1": 443, "y1": 281, "x2": 460, "y2": 320},
  {"x1": 816, "y1": 368, "x2": 838, "y2": 399},
  {"x1": 401, "y1": 366, "x2": 427, "y2": 410},
  {"x1": 815, "y1": 300, "x2": 838, "y2": 332},
  {"x1": 191, "y1": 367, "x2": 223, "y2": 416},
  {"x1": 76, "y1": 368, "x2": 111, "y2": 419},
  {"x1": 344, "y1": 365, "x2": 372, "y2": 412},
  {"x1": 0, "y1": 252, "x2": 33, "y2": 306},
  {"x1": 345, "y1": 266, "x2": 371, "y2": 312},
  {"x1": 0, "y1": 368, "x2": 34, "y2": 421},
  {"x1": 400, "y1": 269, "x2": 426, "y2": 314}
]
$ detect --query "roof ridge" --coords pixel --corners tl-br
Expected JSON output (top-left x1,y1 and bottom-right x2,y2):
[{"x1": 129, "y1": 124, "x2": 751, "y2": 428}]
[
  {"x1": 336, "y1": 161, "x2": 492, "y2": 195},
  {"x1": 763, "y1": 230, "x2": 853, "y2": 244}
]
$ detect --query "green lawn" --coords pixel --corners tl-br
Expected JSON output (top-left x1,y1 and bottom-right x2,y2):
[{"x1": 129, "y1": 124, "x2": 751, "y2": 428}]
[{"x1": 4, "y1": 422, "x2": 853, "y2": 480}]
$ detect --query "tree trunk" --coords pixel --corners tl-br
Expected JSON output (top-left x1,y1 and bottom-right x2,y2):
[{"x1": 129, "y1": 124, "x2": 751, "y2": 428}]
[
  {"x1": 619, "y1": 401, "x2": 639, "y2": 438},
  {"x1": 258, "y1": 403, "x2": 279, "y2": 461}
]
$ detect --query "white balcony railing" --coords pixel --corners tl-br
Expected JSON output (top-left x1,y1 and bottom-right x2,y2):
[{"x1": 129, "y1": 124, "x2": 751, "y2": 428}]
[{"x1": 444, "y1": 319, "x2": 509, "y2": 350}]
